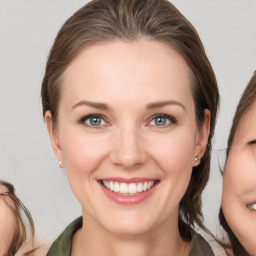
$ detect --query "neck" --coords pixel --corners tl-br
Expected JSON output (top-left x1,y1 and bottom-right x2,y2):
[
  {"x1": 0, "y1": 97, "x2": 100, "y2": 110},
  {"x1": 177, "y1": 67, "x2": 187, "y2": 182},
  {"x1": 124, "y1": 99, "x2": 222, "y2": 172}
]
[{"x1": 71, "y1": 213, "x2": 190, "y2": 256}]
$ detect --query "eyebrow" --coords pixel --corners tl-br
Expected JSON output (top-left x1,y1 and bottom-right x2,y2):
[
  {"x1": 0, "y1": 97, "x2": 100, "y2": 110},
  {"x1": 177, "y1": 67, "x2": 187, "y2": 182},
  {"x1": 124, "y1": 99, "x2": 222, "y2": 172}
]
[
  {"x1": 71, "y1": 100, "x2": 186, "y2": 112},
  {"x1": 72, "y1": 100, "x2": 110, "y2": 111},
  {"x1": 146, "y1": 100, "x2": 186, "y2": 112}
]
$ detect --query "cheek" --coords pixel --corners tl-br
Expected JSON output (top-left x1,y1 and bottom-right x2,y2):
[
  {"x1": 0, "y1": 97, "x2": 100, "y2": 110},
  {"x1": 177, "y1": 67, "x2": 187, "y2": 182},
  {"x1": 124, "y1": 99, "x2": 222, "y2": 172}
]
[
  {"x1": 222, "y1": 163, "x2": 240, "y2": 198},
  {"x1": 146, "y1": 131, "x2": 197, "y2": 209},
  {"x1": 147, "y1": 130, "x2": 197, "y2": 198},
  {"x1": 62, "y1": 132, "x2": 110, "y2": 173},
  {"x1": 222, "y1": 153, "x2": 256, "y2": 253},
  {"x1": 148, "y1": 129, "x2": 197, "y2": 171},
  {"x1": 222, "y1": 155, "x2": 246, "y2": 214},
  {"x1": 60, "y1": 130, "x2": 111, "y2": 197},
  {"x1": 223, "y1": 153, "x2": 256, "y2": 198},
  {"x1": 60, "y1": 133, "x2": 109, "y2": 207}
]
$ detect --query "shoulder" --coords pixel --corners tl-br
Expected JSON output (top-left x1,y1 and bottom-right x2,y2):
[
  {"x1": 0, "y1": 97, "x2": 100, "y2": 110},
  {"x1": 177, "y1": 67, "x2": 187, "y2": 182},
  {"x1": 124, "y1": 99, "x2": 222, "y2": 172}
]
[
  {"x1": 46, "y1": 217, "x2": 83, "y2": 256},
  {"x1": 190, "y1": 231, "x2": 215, "y2": 256}
]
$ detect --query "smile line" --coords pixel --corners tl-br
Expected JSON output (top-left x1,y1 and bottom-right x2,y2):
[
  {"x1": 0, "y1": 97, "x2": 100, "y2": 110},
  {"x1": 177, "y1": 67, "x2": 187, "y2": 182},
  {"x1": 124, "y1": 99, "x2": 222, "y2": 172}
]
[{"x1": 100, "y1": 180, "x2": 159, "y2": 195}]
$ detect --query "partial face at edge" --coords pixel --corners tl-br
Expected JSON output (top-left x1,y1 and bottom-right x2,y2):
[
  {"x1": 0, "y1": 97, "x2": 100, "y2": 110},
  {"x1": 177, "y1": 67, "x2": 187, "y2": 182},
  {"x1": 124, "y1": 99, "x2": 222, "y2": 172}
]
[
  {"x1": 222, "y1": 103, "x2": 256, "y2": 255},
  {"x1": 0, "y1": 184, "x2": 16, "y2": 255},
  {"x1": 46, "y1": 39, "x2": 210, "y2": 236}
]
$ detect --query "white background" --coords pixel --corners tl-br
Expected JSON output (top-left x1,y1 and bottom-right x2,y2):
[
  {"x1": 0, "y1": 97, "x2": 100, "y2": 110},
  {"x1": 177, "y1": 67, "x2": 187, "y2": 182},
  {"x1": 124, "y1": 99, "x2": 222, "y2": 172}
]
[{"x1": 0, "y1": 0, "x2": 255, "y2": 243}]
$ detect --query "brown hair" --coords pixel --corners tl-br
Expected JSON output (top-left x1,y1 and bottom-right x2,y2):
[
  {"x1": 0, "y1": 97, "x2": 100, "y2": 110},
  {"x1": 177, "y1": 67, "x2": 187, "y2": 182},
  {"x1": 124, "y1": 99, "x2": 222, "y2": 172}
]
[
  {"x1": 219, "y1": 71, "x2": 256, "y2": 256},
  {"x1": 0, "y1": 180, "x2": 35, "y2": 256},
  {"x1": 41, "y1": 0, "x2": 219, "y2": 240}
]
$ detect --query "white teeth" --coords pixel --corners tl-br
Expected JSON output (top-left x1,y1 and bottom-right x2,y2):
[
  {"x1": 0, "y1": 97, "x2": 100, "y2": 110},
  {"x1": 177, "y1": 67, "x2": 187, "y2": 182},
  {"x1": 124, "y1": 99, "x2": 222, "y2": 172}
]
[
  {"x1": 103, "y1": 180, "x2": 110, "y2": 189},
  {"x1": 128, "y1": 183, "x2": 137, "y2": 194},
  {"x1": 120, "y1": 183, "x2": 128, "y2": 194},
  {"x1": 148, "y1": 181, "x2": 154, "y2": 189},
  {"x1": 114, "y1": 183, "x2": 119, "y2": 192},
  {"x1": 248, "y1": 203, "x2": 256, "y2": 210},
  {"x1": 109, "y1": 181, "x2": 114, "y2": 191},
  {"x1": 143, "y1": 182, "x2": 148, "y2": 192},
  {"x1": 102, "y1": 181, "x2": 156, "y2": 195},
  {"x1": 137, "y1": 183, "x2": 143, "y2": 193}
]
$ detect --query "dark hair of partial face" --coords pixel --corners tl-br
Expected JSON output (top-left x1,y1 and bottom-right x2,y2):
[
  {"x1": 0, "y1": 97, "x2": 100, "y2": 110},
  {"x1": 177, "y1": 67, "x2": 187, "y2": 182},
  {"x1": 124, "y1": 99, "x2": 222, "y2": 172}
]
[
  {"x1": 0, "y1": 180, "x2": 35, "y2": 256},
  {"x1": 41, "y1": 0, "x2": 219, "y2": 240},
  {"x1": 218, "y1": 71, "x2": 256, "y2": 256}
]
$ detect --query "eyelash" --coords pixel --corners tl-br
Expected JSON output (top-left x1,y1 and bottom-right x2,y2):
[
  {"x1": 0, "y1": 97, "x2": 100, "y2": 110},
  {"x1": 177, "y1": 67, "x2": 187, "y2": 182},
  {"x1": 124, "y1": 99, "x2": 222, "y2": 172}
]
[
  {"x1": 79, "y1": 114, "x2": 108, "y2": 128},
  {"x1": 78, "y1": 114, "x2": 177, "y2": 128},
  {"x1": 148, "y1": 114, "x2": 177, "y2": 128},
  {"x1": 248, "y1": 140, "x2": 256, "y2": 145}
]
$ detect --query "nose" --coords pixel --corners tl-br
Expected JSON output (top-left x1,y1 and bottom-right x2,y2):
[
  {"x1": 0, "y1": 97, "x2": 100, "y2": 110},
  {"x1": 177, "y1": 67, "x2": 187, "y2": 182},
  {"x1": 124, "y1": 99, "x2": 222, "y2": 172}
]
[{"x1": 110, "y1": 126, "x2": 148, "y2": 169}]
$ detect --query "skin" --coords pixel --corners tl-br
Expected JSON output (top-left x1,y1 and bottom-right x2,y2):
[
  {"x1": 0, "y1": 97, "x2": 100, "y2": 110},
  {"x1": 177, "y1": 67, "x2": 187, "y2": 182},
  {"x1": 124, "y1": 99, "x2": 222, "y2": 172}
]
[
  {"x1": 0, "y1": 185, "x2": 16, "y2": 256},
  {"x1": 222, "y1": 103, "x2": 256, "y2": 256},
  {"x1": 46, "y1": 39, "x2": 210, "y2": 256}
]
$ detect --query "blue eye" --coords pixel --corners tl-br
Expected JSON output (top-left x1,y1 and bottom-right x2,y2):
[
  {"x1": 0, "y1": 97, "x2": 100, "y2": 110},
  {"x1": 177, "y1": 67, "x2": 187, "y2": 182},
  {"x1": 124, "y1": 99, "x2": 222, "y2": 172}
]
[
  {"x1": 149, "y1": 115, "x2": 175, "y2": 127},
  {"x1": 154, "y1": 117, "x2": 169, "y2": 126},
  {"x1": 81, "y1": 115, "x2": 107, "y2": 127}
]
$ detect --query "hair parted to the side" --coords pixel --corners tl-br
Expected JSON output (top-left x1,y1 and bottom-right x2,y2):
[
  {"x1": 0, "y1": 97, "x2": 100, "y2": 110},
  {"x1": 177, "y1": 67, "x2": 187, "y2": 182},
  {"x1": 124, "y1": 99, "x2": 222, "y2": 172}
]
[
  {"x1": 0, "y1": 180, "x2": 35, "y2": 256},
  {"x1": 218, "y1": 71, "x2": 256, "y2": 256},
  {"x1": 41, "y1": 0, "x2": 219, "y2": 240}
]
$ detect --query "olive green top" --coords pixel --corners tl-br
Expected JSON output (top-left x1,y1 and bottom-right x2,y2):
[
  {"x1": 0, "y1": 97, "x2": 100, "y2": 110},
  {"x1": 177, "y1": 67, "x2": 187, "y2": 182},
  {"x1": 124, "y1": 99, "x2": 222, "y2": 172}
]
[{"x1": 47, "y1": 217, "x2": 215, "y2": 256}]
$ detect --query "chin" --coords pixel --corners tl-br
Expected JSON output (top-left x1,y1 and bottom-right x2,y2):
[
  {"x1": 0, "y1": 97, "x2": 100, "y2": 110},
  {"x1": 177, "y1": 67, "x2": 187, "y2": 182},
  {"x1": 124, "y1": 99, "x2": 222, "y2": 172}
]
[{"x1": 101, "y1": 214, "x2": 157, "y2": 236}]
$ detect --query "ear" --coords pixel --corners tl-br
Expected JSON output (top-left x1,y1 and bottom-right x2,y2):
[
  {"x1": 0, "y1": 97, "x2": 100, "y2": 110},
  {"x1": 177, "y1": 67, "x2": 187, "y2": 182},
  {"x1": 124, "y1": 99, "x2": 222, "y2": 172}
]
[
  {"x1": 45, "y1": 111, "x2": 64, "y2": 167},
  {"x1": 193, "y1": 109, "x2": 211, "y2": 166}
]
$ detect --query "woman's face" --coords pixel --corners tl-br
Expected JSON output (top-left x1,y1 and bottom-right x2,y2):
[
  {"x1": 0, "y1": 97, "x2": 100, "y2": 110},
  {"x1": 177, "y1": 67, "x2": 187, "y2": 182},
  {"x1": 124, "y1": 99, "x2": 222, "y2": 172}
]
[
  {"x1": 46, "y1": 39, "x2": 210, "y2": 235},
  {"x1": 0, "y1": 184, "x2": 16, "y2": 255},
  {"x1": 222, "y1": 103, "x2": 256, "y2": 255}
]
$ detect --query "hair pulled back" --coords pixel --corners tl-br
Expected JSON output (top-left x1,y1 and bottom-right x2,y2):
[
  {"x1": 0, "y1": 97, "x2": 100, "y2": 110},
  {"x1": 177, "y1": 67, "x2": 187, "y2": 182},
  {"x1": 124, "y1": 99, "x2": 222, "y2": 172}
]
[{"x1": 41, "y1": 0, "x2": 219, "y2": 240}]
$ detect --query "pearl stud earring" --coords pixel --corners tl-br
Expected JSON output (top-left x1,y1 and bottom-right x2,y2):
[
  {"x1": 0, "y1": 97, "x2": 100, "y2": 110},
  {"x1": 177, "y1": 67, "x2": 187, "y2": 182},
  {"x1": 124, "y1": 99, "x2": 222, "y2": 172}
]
[
  {"x1": 58, "y1": 160, "x2": 63, "y2": 168},
  {"x1": 194, "y1": 156, "x2": 201, "y2": 165}
]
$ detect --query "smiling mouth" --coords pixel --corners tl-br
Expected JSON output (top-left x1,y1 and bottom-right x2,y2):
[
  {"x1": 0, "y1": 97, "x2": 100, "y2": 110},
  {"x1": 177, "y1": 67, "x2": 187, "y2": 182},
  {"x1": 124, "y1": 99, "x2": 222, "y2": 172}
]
[
  {"x1": 247, "y1": 203, "x2": 256, "y2": 211},
  {"x1": 100, "y1": 180, "x2": 158, "y2": 195}
]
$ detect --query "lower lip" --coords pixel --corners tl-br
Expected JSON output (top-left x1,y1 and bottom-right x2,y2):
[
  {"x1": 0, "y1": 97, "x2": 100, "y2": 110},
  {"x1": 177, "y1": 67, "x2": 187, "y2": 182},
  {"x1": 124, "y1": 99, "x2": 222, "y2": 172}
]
[{"x1": 99, "y1": 182, "x2": 159, "y2": 205}]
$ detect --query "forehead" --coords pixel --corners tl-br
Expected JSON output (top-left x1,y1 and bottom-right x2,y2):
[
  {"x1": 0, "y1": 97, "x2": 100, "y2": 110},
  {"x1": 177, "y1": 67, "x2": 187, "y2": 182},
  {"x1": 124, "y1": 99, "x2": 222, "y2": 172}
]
[
  {"x1": 234, "y1": 102, "x2": 256, "y2": 142},
  {"x1": 66, "y1": 39, "x2": 191, "y2": 72},
  {"x1": 61, "y1": 39, "x2": 194, "y2": 105}
]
